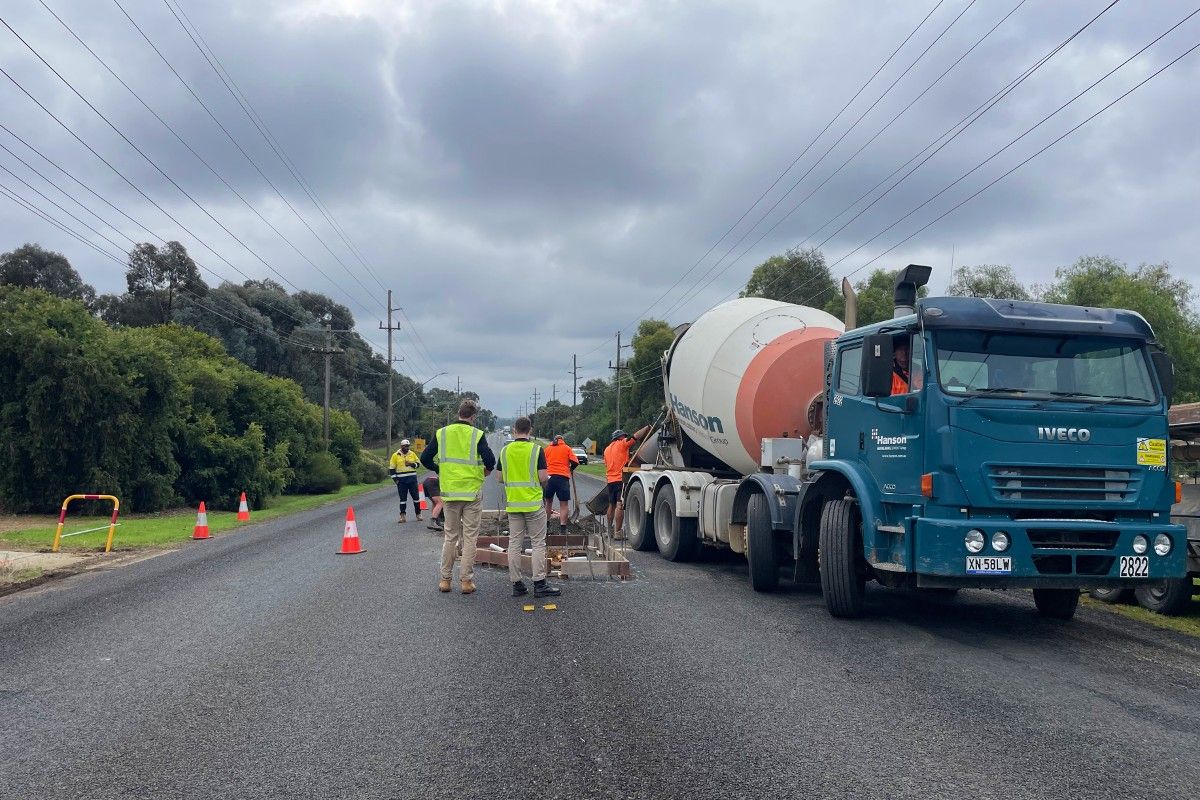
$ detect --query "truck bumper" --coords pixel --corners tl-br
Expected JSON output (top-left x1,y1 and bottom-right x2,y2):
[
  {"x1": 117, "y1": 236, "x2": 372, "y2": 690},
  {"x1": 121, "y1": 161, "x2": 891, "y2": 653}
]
[{"x1": 912, "y1": 517, "x2": 1188, "y2": 589}]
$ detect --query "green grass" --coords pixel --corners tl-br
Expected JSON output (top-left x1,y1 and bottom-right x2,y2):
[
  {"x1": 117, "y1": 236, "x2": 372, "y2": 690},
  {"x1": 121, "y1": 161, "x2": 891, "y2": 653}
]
[
  {"x1": 1081, "y1": 579, "x2": 1200, "y2": 638},
  {"x1": 0, "y1": 565, "x2": 43, "y2": 587},
  {"x1": 0, "y1": 481, "x2": 390, "y2": 552},
  {"x1": 576, "y1": 463, "x2": 608, "y2": 478}
]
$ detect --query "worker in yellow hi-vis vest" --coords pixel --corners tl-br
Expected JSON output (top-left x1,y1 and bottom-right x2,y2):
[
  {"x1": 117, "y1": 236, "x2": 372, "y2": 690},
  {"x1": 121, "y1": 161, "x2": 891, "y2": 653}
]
[
  {"x1": 497, "y1": 416, "x2": 559, "y2": 598},
  {"x1": 420, "y1": 399, "x2": 495, "y2": 595}
]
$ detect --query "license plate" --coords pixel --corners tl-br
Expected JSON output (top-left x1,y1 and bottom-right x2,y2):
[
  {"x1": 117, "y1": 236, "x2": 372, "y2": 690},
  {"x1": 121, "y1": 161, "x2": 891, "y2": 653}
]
[
  {"x1": 1119, "y1": 555, "x2": 1149, "y2": 578},
  {"x1": 966, "y1": 556, "x2": 1012, "y2": 574}
]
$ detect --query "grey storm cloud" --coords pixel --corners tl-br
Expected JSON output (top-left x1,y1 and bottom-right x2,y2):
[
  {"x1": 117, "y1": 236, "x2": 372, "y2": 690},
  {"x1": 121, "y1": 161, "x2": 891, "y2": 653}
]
[{"x1": 1, "y1": 0, "x2": 1198, "y2": 412}]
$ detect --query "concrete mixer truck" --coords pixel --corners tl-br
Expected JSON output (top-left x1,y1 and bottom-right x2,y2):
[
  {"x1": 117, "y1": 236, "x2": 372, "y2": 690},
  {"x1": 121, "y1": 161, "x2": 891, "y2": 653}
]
[{"x1": 621, "y1": 265, "x2": 1187, "y2": 620}]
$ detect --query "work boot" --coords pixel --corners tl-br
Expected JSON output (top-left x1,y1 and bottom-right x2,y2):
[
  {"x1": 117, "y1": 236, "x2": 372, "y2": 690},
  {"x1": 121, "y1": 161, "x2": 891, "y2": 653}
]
[
  {"x1": 438, "y1": 578, "x2": 451, "y2": 593},
  {"x1": 428, "y1": 521, "x2": 444, "y2": 532},
  {"x1": 559, "y1": 523, "x2": 568, "y2": 535},
  {"x1": 533, "y1": 580, "x2": 561, "y2": 598},
  {"x1": 398, "y1": 513, "x2": 407, "y2": 524},
  {"x1": 512, "y1": 580, "x2": 528, "y2": 597},
  {"x1": 461, "y1": 579, "x2": 476, "y2": 595},
  {"x1": 415, "y1": 514, "x2": 423, "y2": 522}
]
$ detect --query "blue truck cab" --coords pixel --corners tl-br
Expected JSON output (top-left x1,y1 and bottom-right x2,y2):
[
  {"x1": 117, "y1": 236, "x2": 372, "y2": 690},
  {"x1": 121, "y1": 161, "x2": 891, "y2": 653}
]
[{"x1": 804, "y1": 266, "x2": 1187, "y2": 619}]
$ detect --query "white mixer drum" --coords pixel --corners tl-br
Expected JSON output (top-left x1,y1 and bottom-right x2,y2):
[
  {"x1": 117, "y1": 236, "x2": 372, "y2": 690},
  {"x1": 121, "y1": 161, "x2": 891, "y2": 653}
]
[{"x1": 666, "y1": 298, "x2": 844, "y2": 475}]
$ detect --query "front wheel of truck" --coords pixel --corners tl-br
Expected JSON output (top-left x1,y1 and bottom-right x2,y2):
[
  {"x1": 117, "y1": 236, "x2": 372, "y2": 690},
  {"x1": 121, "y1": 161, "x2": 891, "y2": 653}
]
[
  {"x1": 1134, "y1": 578, "x2": 1194, "y2": 615},
  {"x1": 746, "y1": 492, "x2": 779, "y2": 592},
  {"x1": 1033, "y1": 588, "x2": 1079, "y2": 620},
  {"x1": 819, "y1": 498, "x2": 865, "y2": 618}
]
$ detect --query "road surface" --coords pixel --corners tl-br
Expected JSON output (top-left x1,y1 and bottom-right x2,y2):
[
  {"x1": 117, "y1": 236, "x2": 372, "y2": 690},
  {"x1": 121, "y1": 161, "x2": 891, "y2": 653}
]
[{"x1": 3, "y1": 434, "x2": 1199, "y2": 798}]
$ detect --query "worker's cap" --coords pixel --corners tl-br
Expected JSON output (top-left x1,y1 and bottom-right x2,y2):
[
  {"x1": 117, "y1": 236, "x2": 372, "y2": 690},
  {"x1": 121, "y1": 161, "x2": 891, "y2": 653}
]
[
  {"x1": 611, "y1": 429, "x2": 626, "y2": 440},
  {"x1": 400, "y1": 439, "x2": 411, "y2": 446},
  {"x1": 554, "y1": 434, "x2": 564, "y2": 442}
]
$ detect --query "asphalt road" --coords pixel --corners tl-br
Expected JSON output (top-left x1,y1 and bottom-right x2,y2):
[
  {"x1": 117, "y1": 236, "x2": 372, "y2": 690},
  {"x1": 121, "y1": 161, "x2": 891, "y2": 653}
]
[{"x1": 3, "y1": 434, "x2": 1199, "y2": 798}]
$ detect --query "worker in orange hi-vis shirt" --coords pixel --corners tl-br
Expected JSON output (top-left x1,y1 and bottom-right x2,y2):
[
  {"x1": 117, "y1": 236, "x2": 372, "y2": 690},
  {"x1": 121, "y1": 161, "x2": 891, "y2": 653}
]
[
  {"x1": 603, "y1": 424, "x2": 651, "y2": 539},
  {"x1": 542, "y1": 435, "x2": 579, "y2": 535}
]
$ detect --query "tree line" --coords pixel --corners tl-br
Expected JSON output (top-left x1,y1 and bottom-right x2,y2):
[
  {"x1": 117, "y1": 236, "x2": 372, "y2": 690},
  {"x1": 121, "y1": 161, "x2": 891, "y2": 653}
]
[
  {"x1": 0, "y1": 241, "x2": 496, "y2": 443},
  {"x1": 527, "y1": 248, "x2": 1199, "y2": 448}
]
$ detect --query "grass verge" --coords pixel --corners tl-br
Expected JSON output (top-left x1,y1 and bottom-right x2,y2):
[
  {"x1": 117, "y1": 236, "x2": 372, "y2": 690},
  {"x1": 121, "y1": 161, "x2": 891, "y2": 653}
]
[
  {"x1": 0, "y1": 481, "x2": 390, "y2": 552},
  {"x1": 576, "y1": 463, "x2": 607, "y2": 478},
  {"x1": 1081, "y1": 580, "x2": 1200, "y2": 638}
]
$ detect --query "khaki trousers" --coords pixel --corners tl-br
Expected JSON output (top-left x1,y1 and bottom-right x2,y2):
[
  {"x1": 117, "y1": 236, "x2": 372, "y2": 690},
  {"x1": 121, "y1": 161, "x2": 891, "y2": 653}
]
[
  {"x1": 507, "y1": 507, "x2": 548, "y2": 584},
  {"x1": 440, "y1": 494, "x2": 483, "y2": 582}
]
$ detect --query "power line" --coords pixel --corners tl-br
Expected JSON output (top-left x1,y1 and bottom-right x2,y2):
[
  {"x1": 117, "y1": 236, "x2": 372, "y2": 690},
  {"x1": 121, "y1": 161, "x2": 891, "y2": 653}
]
[
  {"x1": 163, "y1": 0, "x2": 391, "y2": 297},
  {"x1": 36, "y1": 0, "x2": 383, "y2": 328},
  {"x1": 104, "y1": 0, "x2": 383, "y2": 318},
  {"x1": 795, "y1": 17, "x2": 1200, "y2": 312},
  {"x1": 574, "y1": 0, "x2": 951, "y2": 359},
  {"x1": 659, "y1": 0, "x2": 985, "y2": 324},
  {"x1": 676, "y1": 0, "x2": 1128, "y2": 315}
]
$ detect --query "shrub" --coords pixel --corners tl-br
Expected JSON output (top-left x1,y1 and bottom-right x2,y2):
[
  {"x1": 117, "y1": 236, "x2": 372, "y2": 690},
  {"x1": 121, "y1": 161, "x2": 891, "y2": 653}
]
[{"x1": 295, "y1": 450, "x2": 346, "y2": 494}]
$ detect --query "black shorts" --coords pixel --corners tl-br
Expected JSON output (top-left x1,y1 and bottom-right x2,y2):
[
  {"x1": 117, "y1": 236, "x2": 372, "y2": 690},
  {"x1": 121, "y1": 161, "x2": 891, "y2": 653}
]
[
  {"x1": 607, "y1": 481, "x2": 623, "y2": 505},
  {"x1": 543, "y1": 475, "x2": 571, "y2": 502},
  {"x1": 422, "y1": 477, "x2": 440, "y2": 498}
]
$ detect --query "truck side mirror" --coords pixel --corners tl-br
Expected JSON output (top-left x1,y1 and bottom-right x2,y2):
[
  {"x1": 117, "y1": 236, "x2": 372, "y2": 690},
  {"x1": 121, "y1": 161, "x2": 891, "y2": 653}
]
[
  {"x1": 1151, "y1": 348, "x2": 1174, "y2": 405},
  {"x1": 861, "y1": 334, "x2": 894, "y2": 398}
]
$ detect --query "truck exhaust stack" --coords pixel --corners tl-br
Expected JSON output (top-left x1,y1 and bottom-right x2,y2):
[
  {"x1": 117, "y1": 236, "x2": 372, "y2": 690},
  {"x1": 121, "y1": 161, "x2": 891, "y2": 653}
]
[{"x1": 892, "y1": 264, "x2": 932, "y2": 318}]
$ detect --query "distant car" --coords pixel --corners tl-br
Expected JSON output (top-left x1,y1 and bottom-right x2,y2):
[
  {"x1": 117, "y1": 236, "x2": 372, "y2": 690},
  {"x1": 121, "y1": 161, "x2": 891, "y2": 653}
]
[
  {"x1": 571, "y1": 447, "x2": 589, "y2": 465},
  {"x1": 503, "y1": 434, "x2": 514, "y2": 443}
]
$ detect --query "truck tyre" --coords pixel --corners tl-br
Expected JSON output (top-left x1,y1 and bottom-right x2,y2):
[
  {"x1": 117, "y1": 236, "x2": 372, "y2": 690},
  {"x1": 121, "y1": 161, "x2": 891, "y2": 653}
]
[
  {"x1": 653, "y1": 488, "x2": 699, "y2": 562},
  {"x1": 1032, "y1": 589, "x2": 1079, "y2": 620},
  {"x1": 1088, "y1": 586, "x2": 1133, "y2": 604},
  {"x1": 746, "y1": 492, "x2": 779, "y2": 592},
  {"x1": 624, "y1": 485, "x2": 655, "y2": 552},
  {"x1": 819, "y1": 498, "x2": 865, "y2": 618},
  {"x1": 1134, "y1": 579, "x2": 1194, "y2": 615}
]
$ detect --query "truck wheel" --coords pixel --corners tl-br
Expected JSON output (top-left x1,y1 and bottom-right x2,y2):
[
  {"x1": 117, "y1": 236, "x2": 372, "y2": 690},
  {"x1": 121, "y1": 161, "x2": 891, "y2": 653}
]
[
  {"x1": 1033, "y1": 589, "x2": 1079, "y2": 620},
  {"x1": 1088, "y1": 586, "x2": 1133, "y2": 604},
  {"x1": 1134, "y1": 579, "x2": 1195, "y2": 615},
  {"x1": 624, "y1": 485, "x2": 655, "y2": 552},
  {"x1": 819, "y1": 498, "x2": 865, "y2": 618},
  {"x1": 653, "y1": 488, "x2": 699, "y2": 562},
  {"x1": 746, "y1": 492, "x2": 779, "y2": 592}
]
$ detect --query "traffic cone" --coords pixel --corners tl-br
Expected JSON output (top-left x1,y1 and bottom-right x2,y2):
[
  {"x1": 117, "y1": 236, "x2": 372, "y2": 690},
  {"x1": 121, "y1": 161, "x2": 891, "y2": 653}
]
[
  {"x1": 193, "y1": 502, "x2": 210, "y2": 540},
  {"x1": 338, "y1": 506, "x2": 364, "y2": 554},
  {"x1": 237, "y1": 492, "x2": 251, "y2": 522},
  {"x1": 418, "y1": 482, "x2": 428, "y2": 511}
]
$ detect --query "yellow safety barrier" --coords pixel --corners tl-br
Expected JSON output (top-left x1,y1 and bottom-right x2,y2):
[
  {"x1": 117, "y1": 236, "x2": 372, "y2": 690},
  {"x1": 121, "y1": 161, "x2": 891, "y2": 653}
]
[{"x1": 51, "y1": 494, "x2": 120, "y2": 553}]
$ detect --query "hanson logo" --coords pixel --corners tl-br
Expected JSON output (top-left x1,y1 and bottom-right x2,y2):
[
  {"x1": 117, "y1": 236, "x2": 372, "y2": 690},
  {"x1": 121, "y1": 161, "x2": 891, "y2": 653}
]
[
  {"x1": 1037, "y1": 426, "x2": 1092, "y2": 442},
  {"x1": 670, "y1": 394, "x2": 725, "y2": 433}
]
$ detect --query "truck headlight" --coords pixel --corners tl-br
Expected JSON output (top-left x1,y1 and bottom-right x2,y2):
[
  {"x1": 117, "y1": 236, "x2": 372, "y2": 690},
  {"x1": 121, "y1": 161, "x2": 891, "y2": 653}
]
[
  {"x1": 992, "y1": 531, "x2": 1010, "y2": 552},
  {"x1": 1154, "y1": 533, "x2": 1172, "y2": 556},
  {"x1": 1132, "y1": 534, "x2": 1148, "y2": 555},
  {"x1": 965, "y1": 529, "x2": 985, "y2": 553}
]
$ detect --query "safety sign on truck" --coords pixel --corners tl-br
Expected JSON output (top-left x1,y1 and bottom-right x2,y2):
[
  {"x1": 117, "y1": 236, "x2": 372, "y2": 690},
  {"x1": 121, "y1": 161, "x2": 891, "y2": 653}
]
[{"x1": 1136, "y1": 437, "x2": 1166, "y2": 467}]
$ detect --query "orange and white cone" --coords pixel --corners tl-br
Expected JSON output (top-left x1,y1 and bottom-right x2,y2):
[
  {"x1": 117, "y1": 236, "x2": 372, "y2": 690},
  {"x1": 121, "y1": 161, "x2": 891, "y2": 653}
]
[
  {"x1": 237, "y1": 492, "x2": 251, "y2": 522},
  {"x1": 338, "y1": 507, "x2": 364, "y2": 554},
  {"x1": 193, "y1": 501, "x2": 210, "y2": 540},
  {"x1": 418, "y1": 482, "x2": 428, "y2": 511}
]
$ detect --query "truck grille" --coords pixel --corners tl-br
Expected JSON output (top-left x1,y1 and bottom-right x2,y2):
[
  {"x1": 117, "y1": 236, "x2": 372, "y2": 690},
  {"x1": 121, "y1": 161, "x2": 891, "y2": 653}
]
[
  {"x1": 988, "y1": 465, "x2": 1137, "y2": 503},
  {"x1": 1027, "y1": 529, "x2": 1119, "y2": 550}
]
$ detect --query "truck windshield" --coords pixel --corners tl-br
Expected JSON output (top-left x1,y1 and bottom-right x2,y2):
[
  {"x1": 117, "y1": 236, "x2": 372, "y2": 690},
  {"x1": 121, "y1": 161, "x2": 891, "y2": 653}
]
[{"x1": 935, "y1": 331, "x2": 1156, "y2": 403}]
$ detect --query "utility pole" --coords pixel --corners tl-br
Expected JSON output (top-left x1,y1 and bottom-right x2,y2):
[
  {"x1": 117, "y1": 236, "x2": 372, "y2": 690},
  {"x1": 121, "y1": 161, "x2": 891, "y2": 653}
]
[
  {"x1": 531, "y1": 387, "x2": 541, "y2": 419},
  {"x1": 378, "y1": 291, "x2": 403, "y2": 455},
  {"x1": 456, "y1": 375, "x2": 462, "y2": 397},
  {"x1": 609, "y1": 332, "x2": 631, "y2": 430},
  {"x1": 318, "y1": 314, "x2": 344, "y2": 448},
  {"x1": 570, "y1": 354, "x2": 579, "y2": 407},
  {"x1": 550, "y1": 384, "x2": 558, "y2": 435}
]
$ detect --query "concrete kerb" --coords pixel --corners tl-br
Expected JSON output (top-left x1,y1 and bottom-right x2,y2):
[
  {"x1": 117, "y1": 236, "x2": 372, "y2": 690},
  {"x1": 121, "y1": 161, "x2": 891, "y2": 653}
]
[{"x1": 475, "y1": 510, "x2": 633, "y2": 580}]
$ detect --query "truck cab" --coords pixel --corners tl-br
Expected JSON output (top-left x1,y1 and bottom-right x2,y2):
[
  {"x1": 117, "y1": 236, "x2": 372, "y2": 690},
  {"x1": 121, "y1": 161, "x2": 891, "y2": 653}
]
[{"x1": 813, "y1": 291, "x2": 1187, "y2": 618}]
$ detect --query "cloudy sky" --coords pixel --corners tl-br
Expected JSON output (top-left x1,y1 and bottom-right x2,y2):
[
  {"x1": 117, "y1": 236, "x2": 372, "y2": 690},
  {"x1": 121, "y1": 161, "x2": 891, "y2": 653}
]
[{"x1": 2, "y1": 0, "x2": 1198, "y2": 413}]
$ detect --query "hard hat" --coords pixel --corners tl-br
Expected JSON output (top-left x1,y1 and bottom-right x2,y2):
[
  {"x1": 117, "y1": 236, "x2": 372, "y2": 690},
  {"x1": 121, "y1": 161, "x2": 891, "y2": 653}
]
[
  {"x1": 400, "y1": 439, "x2": 411, "y2": 446},
  {"x1": 611, "y1": 429, "x2": 626, "y2": 440}
]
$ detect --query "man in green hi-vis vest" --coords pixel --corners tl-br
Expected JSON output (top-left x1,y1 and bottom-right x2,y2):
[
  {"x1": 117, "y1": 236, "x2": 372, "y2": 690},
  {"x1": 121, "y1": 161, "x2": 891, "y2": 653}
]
[
  {"x1": 421, "y1": 398, "x2": 496, "y2": 595},
  {"x1": 497, "y1": 416, "x2": 560, "y2": 598}
]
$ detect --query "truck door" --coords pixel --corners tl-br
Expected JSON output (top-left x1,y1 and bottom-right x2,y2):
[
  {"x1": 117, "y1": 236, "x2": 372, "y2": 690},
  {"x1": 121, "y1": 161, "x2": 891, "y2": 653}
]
[{"x1": 860, "y1": 333, "x2": 926, "y2": 501}]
